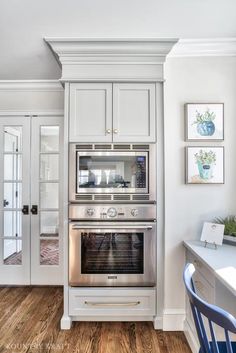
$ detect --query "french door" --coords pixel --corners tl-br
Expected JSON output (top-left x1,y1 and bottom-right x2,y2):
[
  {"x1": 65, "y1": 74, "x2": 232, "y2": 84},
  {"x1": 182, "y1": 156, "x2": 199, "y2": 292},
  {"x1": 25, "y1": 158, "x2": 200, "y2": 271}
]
[{"x1": 0, "y1": 114, "x2": 63, "y2": 285}]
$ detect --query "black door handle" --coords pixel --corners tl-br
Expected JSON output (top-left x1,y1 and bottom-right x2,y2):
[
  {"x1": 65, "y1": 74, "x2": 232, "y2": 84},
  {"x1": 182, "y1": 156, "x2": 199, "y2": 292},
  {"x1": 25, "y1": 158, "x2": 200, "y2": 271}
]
[
  {"x1": 31, "y1": 205, "x2": 38, "y2": 215},
  {"x1": 22, "y1": 205, "x2": 29, "y2": 215},
  {"x1": 3, "y1": 199, "x2": 9, "y2": 207}
]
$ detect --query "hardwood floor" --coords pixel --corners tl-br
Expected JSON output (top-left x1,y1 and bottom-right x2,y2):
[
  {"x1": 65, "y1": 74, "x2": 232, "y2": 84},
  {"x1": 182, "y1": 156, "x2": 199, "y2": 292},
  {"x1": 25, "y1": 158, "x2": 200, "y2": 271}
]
[{"x1": 0, "y1": 287, "x2": 191, "y2": 353}]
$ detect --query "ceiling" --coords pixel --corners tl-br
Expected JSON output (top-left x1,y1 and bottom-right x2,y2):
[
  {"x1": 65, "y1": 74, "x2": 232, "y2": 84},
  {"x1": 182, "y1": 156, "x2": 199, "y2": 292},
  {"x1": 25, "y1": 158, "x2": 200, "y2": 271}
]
[{"x1": 0, "y1": 0, "x2": 236, "y2": 79}]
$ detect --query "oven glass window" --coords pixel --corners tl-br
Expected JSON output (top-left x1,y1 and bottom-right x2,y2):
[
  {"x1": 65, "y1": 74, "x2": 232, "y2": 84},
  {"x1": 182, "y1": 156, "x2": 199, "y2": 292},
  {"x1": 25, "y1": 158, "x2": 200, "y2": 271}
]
[
  {"x1": 77, "y1": 154, "x2": 147, "y2": 191},
  {"x1": 81, "y1": 232, "x2": 144, "y2": 274}
]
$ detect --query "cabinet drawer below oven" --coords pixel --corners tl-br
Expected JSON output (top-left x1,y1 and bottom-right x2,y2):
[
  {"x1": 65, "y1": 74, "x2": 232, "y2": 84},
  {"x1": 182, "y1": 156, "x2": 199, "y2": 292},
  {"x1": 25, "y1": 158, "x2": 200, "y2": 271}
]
[{"x1": 69, "y1": 288, "x2": 156, "y2": 316}]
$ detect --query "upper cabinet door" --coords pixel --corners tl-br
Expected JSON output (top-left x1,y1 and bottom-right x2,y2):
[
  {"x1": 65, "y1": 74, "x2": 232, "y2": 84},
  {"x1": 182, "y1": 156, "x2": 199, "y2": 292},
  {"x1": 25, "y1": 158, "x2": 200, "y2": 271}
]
[
  {"x1": 113, "y1": 83, "x2": 156, "y2": 143},
  {"x1": 69, "y1": 83, "x2": 112, "y2": 142}
]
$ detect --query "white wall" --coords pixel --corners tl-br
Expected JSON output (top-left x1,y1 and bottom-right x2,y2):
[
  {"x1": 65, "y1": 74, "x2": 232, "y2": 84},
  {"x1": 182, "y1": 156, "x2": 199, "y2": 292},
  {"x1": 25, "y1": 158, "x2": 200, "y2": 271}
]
[
  {"x1": 163, "y1": 56, "x2": 236, "y2": 327},
  {"x1": 0, "y1": 0, "x2": 236, "y2": 79}
]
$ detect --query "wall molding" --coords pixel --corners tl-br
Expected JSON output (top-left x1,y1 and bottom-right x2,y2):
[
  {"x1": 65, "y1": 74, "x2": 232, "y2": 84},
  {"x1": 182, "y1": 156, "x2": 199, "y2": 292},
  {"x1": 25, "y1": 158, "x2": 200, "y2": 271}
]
[
  {"x1": 44, "y1": 38, "x2": 178, "y2": 81},
  {"x1": 0, "y1": 80, "x2": 63, "y2": 91},
  {"x1": 162, "y1": 309, "x2": 185, "y2": 331},
  {"x1": 169, "y1": 38, "x2": 236, "y2": 57},
  {"x1": 0, "y1": 109, "x2": 64, "y2": 116}
]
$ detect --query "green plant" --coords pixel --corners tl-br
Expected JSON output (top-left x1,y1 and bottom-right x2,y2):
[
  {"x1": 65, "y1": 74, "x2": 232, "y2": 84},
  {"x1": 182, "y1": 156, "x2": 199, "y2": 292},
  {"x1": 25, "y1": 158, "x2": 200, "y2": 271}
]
[
  {"x1": 194, "y1": 150, "x2": 216, "y2": 165},
  {"x1": 192, "y1": 109, "x2": 216, "y2": 125},
  {"x1": 214, "y1": 216, "x2": 236, "y2": 237}
]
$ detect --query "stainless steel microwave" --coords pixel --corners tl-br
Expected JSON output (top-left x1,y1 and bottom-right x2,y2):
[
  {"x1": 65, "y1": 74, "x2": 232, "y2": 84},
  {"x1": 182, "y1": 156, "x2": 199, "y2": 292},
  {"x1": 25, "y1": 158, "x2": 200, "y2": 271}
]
[{"x1": 69, "y1": 144, "x2": 156, "y2": 202}]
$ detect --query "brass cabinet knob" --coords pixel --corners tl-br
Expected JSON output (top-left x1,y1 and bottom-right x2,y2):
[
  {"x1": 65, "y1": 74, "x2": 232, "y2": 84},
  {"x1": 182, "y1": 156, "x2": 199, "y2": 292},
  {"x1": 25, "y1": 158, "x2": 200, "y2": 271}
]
[
  {"x1": 106, "y1": 129, "x2": 111, "y2": 134},
  {"x1": 113, "y1": 129, "x2": 118, "y2": 134}
]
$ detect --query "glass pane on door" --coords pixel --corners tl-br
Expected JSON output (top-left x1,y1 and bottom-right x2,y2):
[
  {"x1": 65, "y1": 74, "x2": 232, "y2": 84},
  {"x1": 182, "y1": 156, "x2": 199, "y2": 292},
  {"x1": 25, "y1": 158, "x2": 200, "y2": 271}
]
[
  {"x1": 4, "y1": 154, "x2": 22, "y2": 180},
  {"x1": 40, "y1": 239, "x2": 59, "y2": 265},
  {"x1": 40, "y1": 211, "x2": 59, "y2": 237},
  {"x1": 4, "y1": 126, "x2": 22, "y2": 152},
  {"x1": 40, "y1": 183, "x2": 59, "y2": 209},
  {"x1": 40, "y1": 126, "x2": 59, "y2": 152},
  {"x1": 81, "y1": 232, "x2": 144, "y2": 274},
  {"x1": 40, "y1": 154, "x2": 59, "y2": 180},
  {"x1": 4, "y1": 183, "x2": 22, "y2": 209},
  {"x1": 3, "y1": 211, "x2": 22, "y2": 237},
  {"x1": 3, "y1": 239, "x2": 22, "y2": 265}
]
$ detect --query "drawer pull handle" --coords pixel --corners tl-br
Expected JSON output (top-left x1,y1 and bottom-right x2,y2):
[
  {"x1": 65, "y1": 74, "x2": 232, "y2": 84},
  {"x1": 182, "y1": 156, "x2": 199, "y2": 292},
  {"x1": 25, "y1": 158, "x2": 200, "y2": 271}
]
[{"x1": 84, "y1": 301, "x2": 140, "y2": 307}]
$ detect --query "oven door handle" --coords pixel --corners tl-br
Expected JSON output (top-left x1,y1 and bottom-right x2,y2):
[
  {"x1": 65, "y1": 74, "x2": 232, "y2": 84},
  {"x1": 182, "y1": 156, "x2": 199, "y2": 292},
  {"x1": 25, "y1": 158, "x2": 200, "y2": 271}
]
[{"x1": 71, "y1": 225, "x2": 153, "y2": 230}]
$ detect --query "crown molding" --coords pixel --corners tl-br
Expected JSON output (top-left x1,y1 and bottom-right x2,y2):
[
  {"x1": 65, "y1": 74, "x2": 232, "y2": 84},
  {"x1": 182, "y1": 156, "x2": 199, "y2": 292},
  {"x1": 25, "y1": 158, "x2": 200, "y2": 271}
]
[
  {"x1": 0, "y1": 80, "x2": 63, "y2": 91},
  {"x1": 44, "y1": 38, "x2": 178, "y2": 81},
  {"x1": 169, "y1": 38, "x2": 236, "y2": 57},
  {"x1": 0, "y1": 109, "x2": 64, "y2": 116}
]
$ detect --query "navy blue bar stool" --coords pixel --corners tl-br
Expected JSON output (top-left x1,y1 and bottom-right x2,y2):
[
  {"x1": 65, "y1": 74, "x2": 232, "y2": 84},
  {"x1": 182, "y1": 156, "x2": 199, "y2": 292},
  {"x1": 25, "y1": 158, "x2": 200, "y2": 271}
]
[{"x1": 183, "y1": 263, "x2": 236, "y2": 353}]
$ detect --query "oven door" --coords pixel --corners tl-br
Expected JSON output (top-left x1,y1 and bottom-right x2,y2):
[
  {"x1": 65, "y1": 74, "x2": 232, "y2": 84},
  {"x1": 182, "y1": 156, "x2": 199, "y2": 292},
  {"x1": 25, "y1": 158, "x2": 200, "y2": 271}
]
[
  {"x1": 69, "y1": 148, "x2": 149, "y2": 201},
  {"x1": 69, "y1": 222, "x2": 156, "y2": 287}
]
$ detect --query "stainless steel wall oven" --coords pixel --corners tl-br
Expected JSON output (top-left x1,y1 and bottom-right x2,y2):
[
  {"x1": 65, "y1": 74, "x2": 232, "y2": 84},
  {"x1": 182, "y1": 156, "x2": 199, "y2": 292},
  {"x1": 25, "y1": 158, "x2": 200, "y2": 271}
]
[
  {"x1": 69, "y1": 204, "x2": 156, "y2": 287},
  {"x1": 69, "y1": 144, "x2": 156, "y2": 202}
]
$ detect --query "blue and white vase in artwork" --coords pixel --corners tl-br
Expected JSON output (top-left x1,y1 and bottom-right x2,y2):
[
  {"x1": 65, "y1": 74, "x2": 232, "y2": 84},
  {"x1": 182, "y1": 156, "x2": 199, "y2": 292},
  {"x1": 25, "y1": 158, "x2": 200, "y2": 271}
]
[
  {"x1": 197, "y1": 121, "x2": 215, "y2": 136},
  {"x1": 197, "y1": 161, "x2": 213, "y2": 180}
]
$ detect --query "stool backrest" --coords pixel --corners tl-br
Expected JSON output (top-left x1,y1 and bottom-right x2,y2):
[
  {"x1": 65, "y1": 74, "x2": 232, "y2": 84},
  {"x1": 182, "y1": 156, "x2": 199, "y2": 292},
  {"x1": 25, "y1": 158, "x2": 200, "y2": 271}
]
[{"x1": 183, "y1": 263, "x2": 236, "y2": 353}]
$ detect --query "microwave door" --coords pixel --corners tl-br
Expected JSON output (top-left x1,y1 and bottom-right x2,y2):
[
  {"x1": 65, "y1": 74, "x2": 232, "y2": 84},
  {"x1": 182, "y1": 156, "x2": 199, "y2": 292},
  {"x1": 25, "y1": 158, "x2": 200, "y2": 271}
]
[{"x1": 76, "y1": 151, "x2": 148, "y2": 194}]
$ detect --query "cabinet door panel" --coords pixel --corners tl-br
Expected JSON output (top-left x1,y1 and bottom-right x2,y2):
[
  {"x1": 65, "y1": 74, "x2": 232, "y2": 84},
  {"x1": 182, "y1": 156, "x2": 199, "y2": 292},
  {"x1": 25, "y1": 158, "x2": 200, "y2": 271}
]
[
  {"x1": 69, "y1": 83, "x2": 112, "y2": 142},
  {"x1": 113, "y1": 83, "x2": 156, "y2": 142}
]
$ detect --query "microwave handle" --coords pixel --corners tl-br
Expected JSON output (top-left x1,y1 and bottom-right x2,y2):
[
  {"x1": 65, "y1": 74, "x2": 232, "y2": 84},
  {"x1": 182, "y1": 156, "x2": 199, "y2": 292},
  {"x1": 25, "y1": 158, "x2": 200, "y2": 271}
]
[{"x1": 71, "y1": 225, "x2": 153, "y2": 230}]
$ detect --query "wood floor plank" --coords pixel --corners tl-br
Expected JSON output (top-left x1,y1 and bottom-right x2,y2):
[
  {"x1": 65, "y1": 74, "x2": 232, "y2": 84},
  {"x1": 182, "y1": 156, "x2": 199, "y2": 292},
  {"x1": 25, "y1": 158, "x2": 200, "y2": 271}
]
[
  {"x1": 0, "y1": 287, "x2": 192, "y2": 353},
  {"x1": 0, "y1": 287, "x2": 32, "y2": 328}
]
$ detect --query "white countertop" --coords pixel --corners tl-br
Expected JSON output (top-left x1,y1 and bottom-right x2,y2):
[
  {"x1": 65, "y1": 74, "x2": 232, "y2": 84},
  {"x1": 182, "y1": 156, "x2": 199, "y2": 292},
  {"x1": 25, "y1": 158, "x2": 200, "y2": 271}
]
[{"x1": 184, "y1": 240, "x2": 236, "y2": 297}]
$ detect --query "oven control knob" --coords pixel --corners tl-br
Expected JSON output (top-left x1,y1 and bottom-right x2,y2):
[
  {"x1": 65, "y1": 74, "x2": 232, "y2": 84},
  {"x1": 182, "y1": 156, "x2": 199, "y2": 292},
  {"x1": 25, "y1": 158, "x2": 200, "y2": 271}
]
[
  {"x1": 107, "y1": 207, "x2": 117, "y2": 218},
  {"x1": 131, "y1": 208, "x2": 138, "y2": 217},
  {"x1": 86, "y1": 208, "x2": 95, "y2": 217}
]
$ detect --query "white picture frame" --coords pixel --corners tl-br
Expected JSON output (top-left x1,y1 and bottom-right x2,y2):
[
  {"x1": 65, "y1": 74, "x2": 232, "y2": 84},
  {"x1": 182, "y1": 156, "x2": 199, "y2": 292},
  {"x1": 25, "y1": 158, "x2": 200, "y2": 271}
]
[
  {"x1": 186, "y1": 146, "x2": 224, "y2": 184},
  {"x1": 200, "y1": 222, "x2": 224, "y2": 246},
  {"x1": 185, "y1": 103, "x2": 224, "y2": 141}
]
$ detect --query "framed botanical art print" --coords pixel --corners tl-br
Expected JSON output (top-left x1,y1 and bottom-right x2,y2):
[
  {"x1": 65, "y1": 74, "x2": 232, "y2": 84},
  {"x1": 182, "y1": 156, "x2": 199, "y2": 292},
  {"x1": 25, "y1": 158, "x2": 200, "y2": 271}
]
[
  {"x1": 185, "y1": 103, "x2": 224, "y2": 141},
  {"x1": 186, "y1": 147, "x2": 224, "y2": 184}
]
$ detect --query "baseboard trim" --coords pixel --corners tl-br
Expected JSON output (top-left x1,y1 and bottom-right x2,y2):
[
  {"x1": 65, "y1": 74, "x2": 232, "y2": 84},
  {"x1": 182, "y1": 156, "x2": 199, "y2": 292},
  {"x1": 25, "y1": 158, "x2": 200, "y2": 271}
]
[
  {"x1": 162, "y1": 309, "x2": 185, "y2": 331},
  {"x1": 183, "y1": 319, "x2": 199, "y2": 353},
  {"x1": 153, "y1": 316, "x2": 163, "y2": 329}
]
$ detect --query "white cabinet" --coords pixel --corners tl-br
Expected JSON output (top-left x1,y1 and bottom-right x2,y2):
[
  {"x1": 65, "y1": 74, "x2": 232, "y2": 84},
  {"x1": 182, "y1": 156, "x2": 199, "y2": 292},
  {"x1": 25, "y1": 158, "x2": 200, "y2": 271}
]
[
  {"x1": 69, "y1": 83, "x2": 156, "y2": 143},
  {"x1": 69, "y1": 288, "x2": 156, "y2": 317},
  {"x1": 69, "y1": 83, "x2": 112, "y2": 142},
  {"x1": 113, "y1": 83, "x2": 156, "y2": 142}
]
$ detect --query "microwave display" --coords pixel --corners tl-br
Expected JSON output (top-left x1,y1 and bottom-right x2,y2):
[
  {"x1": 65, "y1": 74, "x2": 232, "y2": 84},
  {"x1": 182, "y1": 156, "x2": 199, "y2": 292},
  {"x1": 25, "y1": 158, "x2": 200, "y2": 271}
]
[{"x1": 76, "y1": 152, "x2": 147, "y2": 193}]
